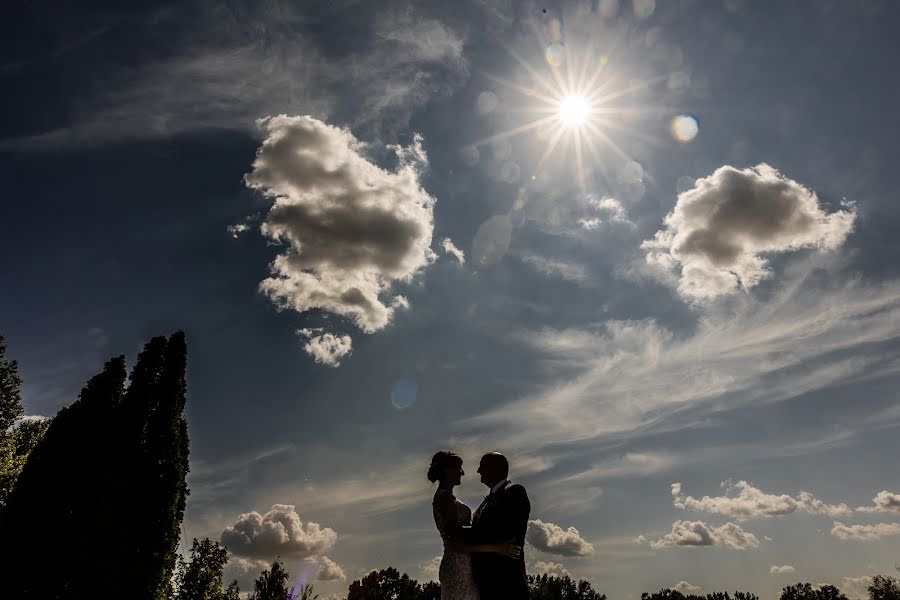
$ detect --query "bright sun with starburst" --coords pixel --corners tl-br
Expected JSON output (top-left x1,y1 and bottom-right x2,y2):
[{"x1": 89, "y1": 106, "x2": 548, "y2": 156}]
[{"x1": 469, "y1": 33, "x2": 667, "y2": 191}]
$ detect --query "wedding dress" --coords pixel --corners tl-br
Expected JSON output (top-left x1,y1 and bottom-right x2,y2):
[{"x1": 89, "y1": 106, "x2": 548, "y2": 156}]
[{"x1": 433, "y1": 488, "x2": 480, "y2": 600}]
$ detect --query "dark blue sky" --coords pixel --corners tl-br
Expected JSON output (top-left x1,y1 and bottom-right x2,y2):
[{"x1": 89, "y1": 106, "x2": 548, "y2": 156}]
[{"x1": 3, "y1": 1, "x2": 900, "y2": 597}]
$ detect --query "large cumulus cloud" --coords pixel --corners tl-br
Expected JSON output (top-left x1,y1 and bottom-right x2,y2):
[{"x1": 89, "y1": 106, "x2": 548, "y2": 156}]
[
  {"x1": 245, "y1": 116, "x2": 437, "y2": 359},
  {"x1": 221, "y1": 504, "x2": 337, "y2": 559},
  {"x1": 643, "y1": 163, "x2": 856, "y2": 299},
  {"x1": 526, "y1": 519, "x2": 594, "y2": 556}
]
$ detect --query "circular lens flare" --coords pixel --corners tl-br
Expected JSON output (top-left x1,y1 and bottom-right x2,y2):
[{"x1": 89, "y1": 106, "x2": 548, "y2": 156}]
[{"x1": 558, "y1": 95, "x2": 591, "y2": 127}]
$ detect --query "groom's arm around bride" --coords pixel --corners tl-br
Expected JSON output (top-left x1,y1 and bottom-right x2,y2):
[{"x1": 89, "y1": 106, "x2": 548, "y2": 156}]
[{"x1": 468, "y1": 452, "x2": 531, "y2": 600}]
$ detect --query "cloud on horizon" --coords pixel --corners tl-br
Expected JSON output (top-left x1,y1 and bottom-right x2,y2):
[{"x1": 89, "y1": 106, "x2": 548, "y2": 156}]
[
  {"x1": 856, "y1": 490, "x2": 900, "y2": 513},
  {"x1": 643, "y1": 163, "x2": 857, "y2": 300}
]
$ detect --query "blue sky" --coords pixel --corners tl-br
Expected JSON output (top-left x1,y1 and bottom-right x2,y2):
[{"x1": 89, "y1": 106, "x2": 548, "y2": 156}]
[{"x1": 3, "y1": 1, "x2": 900, "y2": 598}]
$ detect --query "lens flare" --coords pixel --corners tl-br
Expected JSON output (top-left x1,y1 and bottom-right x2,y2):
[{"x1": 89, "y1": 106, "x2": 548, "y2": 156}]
[
  {"x1": 671, "y1": 114, "x2": 699, "y2": 142},
  {"x1": 545, "y1": 43, "x2": 565, "y2": 67},
  {"x1": 558, "y1": 95, "x2": 591, "y2": 127}
]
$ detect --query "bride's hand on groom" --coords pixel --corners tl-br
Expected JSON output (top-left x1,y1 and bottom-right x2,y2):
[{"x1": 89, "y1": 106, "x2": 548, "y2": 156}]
[{"x1": 495, "y1": 540, "x2": 522, "y2": 559}]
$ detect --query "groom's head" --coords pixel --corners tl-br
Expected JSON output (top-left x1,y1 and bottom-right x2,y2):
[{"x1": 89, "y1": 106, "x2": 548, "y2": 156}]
[{"x1": 477, "y1": 452, "x2": 509, "y2": 488}]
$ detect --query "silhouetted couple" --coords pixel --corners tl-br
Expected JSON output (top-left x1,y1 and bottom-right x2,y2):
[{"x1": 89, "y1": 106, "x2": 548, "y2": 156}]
[{"x1": 428, "y1": 450, "x2": 531, "y2": 600}]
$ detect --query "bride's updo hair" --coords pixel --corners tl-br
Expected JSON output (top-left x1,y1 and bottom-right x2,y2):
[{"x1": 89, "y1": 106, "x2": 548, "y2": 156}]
[{"x1": 427, "y1": 450, "x2": 462, "y2": 483}]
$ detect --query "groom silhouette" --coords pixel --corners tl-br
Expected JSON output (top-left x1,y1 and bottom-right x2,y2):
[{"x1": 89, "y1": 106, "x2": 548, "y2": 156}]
[{"x1": 468, "y1": 452, "x2": 531, "y2": 600}]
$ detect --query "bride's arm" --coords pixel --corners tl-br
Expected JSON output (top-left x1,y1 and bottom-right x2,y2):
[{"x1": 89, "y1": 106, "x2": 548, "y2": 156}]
[
  {"x1": 447, "y1": 534, "x2": 521, "y2": 558},
  {"x1": 434, "y1": 494, "x2": 520, "y2": 558}
]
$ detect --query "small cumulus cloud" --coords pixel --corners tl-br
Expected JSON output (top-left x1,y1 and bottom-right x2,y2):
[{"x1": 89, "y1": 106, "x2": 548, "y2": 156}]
[
  {"x1": 227, "y1": 223, "x2": 250, "y2": 238},
  {"x1": 534, "y1": 561, "x2": 570, "y2": 578},
  {"x1": 770, "y1": 565, "x2": 796, "y2": 574},
  {"x1": 831, "y1": 521, "x2": 900, "y2": 541},
  {"x1": 223, "y1": 556, "x2": 270, "y2": 590},
  {"x1": 87, "y1": 327, "x2": 108, "y2": 348},
  {"x1": 527, "y1": 519, "x2": 595, "y2": 556},
  {"x1": 642, "y1": 520, "x2": 759, "y2": 550},
  {"x1": 314, "y1": 556, "x2": 346, "y2": 581},
  {"x1": 642, "y1": 163, "x2": 857, "y2": 300},
  {"x1": 419, "y1": 555, "x2": 441, "y2": 581},
  {"x1": 856, "y1": 491, "x2": 900, "y2": 514},
  {"x1": 297, "y1": 328, "x2": 353, "y2": 367},
  {"x1": 441, "y1": 237, "x2": 465, "y2": 264},
  {"x1": 674, "y1": 581, "x2": 702, "y2": 592},
  {"x1": 245, "y1": 116, "x2": 437, "y2": 339},
  {"x1": 672, "y1": 480, "x2": 851, "y2": 520},
  {"x1": 220, "y1": 504, "x2": 337, "y2": 560}
]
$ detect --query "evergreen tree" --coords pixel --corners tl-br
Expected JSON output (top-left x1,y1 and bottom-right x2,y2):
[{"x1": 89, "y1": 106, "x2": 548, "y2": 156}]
[
  {"x1": 249, "y1": 559, "x2": 291, "y2": 600},
  {"x1": 0, "y1": 333, "x2": 190, "y2": 600},
  {"x1": 174, "y1": 538, "x2": 230, "y2": 600}
]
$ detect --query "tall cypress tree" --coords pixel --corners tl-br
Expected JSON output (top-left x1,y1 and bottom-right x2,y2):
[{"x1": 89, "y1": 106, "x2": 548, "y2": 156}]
[{"x1": 0, "y1": 332, "x2": 190, "y2": 600}]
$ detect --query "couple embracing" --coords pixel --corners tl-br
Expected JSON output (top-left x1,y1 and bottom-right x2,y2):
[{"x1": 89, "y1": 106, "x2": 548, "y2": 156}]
[{"x1": 428, "y1": 450, "x2": 531, "y2": 600}]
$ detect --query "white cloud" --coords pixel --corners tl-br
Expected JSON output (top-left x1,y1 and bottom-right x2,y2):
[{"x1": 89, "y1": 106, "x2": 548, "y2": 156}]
[
  {"x1": 534, "y1": 561, "x2": 570, "y2": 578},
  {"x1": 527, "y1": 519, "x2": 595, "y2": 556},
  {"x1": 419, "y1": 555, "x2": 442, "y2": 581},
  {"x1": 579, "y1": 217, "x2": 603, "y2": 230},
  {"x1": 227, "y1": 223, "x2": 249, "y2": 238},
  {"x1": 673, "y1": 581, "x2": 702, "y2": 592},
  {"x1": 841, "y1": 576, "x2": 874, "y2": 600},
  {"x1": 520, "y1": 253, "x2": 590, "y2": 285},
  {"x1": 441, "y1": 238, "x2": 466, "y2": 264},
  {"x1": 223, "y1": 556, "x2": 270, "y2": 590},
  {"x1": 220, "y1": 504, "x2": 337, "y2": 559},
  {"x1": 770, "y1": 565, "x2": 796, "y2": 574},
  {"x1": 644, "y1": 520, "x2": 759, "y2": 550},
  {"x1": 857, "y1": 491, "x2": 900, "y2": 513},
  {"x1": 672, "y1": 480, "x2": 851, "y2": 520},
  {"x1": 590, "y1": 196, "x2": 631, "y2": 224},
  {"x1": 246, "y1": 116, "x2": 437, "y2": 336},
  {"x1": 297, "y1": 329, "x2": 353, "y2": 367},
  {"x1": 314, "y1": 556, "x2": 346, "y2": 581},
  {"x1": 642, "y1": 163, "x2": 857, "y2": 300},
  {"x1": 831, "y1": 521, "x2": 900, "y2": 541}
]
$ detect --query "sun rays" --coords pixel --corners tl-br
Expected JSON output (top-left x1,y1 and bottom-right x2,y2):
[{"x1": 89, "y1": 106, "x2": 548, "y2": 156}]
[{"x1": 470, "y1": 35, "x2": 667, "y2": 193}]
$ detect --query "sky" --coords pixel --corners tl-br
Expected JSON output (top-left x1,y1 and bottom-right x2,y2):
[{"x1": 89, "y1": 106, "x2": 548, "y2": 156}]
[{"x1": 3, "y1": 0, "x2": 900, "y2": 598}]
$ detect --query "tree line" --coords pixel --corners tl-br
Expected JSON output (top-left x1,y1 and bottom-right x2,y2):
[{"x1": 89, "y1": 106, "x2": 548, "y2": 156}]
[{"x1": 2, "y1": 333, "x2": 900, "y2": 600}]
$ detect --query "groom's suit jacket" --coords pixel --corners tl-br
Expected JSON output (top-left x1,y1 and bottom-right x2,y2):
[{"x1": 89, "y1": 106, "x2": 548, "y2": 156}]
[{"x1": 468, "y1": 480, "x2": 531, "y2": 600}]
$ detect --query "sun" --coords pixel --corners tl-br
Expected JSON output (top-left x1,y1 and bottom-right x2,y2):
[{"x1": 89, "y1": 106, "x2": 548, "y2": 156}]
[
  {"x1": 469, "y1": 37, "x2": 663, "y2": 191},
  {"x1": 558, "y1": 94, "x2": 591, "y2": 128}
]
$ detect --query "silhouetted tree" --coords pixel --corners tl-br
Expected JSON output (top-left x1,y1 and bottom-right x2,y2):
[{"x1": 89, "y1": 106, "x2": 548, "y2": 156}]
[
  {"x1": 869, "y1": 575, "x2": 900, "y2": 600},
  {"x1": 642, "y1": 590, "x2": 758, "y2": 600},
  {"x1": 174, "y1": 538, "x2": 230, "y2": 600},
  {"x1": 780, "y1": 583, "x2": 848, "y2": 600},
  {"x1": 223, "y1": 580, "x2": 241, "y2": 600},
  {"x1": 346, "y1": 567, "x2": 423, "y2": 600},
  {"x1": 529, "y1": 573, "x2": 607, "y2": 600},
  {"x1": 0, "y1": 335, "x2": 49, "y2": 509},
  {"x1": 419, "y1": 581, "x2": 441, "y2": 600},
  {"x1": 289, "y1": 583, "x2": 319, "y2": 600},
  {"x1": 0, "y1": 332, "x2": 190, "y2": 600},
  {"x1": 249, "y1": 559, "x2": 291, "y2": 600}
]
